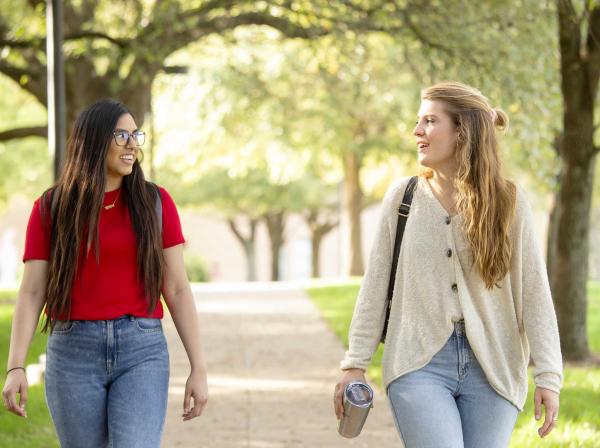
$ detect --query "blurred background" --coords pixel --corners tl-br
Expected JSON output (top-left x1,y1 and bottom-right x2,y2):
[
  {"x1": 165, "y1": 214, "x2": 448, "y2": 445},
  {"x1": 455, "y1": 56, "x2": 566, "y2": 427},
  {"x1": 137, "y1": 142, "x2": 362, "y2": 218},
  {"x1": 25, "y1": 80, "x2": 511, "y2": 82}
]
[{"x1": 1, "y1": 1, "x2": 600, "y2": 446}]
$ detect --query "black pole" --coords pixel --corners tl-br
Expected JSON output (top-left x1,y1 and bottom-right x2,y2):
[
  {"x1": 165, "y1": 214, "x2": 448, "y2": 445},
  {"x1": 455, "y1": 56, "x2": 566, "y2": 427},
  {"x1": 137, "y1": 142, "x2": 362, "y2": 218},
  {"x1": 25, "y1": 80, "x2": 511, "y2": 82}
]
[{"x1": 46, "y1": 0, "x2": 66, "y2": 180}]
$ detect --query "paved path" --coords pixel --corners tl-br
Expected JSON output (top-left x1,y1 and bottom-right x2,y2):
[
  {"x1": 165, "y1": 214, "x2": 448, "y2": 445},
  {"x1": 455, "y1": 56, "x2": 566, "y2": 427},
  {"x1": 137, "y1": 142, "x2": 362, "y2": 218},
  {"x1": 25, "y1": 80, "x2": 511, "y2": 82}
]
[{"x1": 161, "y1": 282, "x2": 400, "y2": 448}]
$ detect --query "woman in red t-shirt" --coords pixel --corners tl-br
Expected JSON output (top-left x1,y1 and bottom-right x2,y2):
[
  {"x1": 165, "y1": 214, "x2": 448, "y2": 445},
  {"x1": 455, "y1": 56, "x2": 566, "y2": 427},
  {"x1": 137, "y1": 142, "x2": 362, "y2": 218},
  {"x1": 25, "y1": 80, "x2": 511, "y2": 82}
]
[{"x1": 2, "y1": 99, "x2": 208, "y2": 447}]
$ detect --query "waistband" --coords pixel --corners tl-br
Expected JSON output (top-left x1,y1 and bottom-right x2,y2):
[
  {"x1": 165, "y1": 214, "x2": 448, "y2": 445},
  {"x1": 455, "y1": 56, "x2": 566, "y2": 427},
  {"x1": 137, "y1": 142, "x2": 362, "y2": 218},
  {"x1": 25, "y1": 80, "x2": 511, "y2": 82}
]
[{"x1": 55, "y1": 314, "x2": 159, "y2": 323}]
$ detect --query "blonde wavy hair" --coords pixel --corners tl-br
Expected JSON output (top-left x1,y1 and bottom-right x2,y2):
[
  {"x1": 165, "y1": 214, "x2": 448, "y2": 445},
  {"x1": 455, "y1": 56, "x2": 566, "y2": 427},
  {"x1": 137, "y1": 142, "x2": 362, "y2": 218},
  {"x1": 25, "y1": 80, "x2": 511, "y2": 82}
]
[{"x1": 422, "y1": 81, "x2": 516, "y2": 289}]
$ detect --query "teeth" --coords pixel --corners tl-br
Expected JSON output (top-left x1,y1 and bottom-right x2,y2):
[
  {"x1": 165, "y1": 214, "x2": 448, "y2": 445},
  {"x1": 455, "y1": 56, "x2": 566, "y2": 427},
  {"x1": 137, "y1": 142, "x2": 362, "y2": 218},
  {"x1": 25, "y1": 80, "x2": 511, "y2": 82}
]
[{"x1": 120, "y1": 154, "x2": 134, "y2": 161}]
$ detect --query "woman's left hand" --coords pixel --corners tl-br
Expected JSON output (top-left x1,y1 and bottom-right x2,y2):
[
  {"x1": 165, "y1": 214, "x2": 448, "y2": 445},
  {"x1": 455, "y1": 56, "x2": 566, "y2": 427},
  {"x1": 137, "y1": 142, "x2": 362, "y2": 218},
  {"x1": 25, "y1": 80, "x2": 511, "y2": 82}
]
[
  {"x1": 182, "y1": 370, "x2": 208, "y2": 421},
  {"x1": 534, "y1": 387, "x2": 559, "y2": 438}
]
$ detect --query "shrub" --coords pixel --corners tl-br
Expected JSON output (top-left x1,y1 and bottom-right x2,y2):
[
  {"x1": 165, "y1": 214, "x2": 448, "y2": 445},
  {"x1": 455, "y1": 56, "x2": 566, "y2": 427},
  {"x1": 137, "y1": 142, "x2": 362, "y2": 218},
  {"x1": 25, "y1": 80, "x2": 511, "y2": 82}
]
[{"x1": 185, "y1": 255, "x2": 210, "y2": 282}]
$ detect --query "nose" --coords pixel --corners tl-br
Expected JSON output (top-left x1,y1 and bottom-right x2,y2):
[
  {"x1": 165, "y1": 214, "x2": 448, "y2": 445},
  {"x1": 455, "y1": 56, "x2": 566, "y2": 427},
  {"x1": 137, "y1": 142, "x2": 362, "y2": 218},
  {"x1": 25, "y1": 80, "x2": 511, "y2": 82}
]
[
  {"x1": 125, "y1": 137, "x2": 139, "y2": 149},
  {"x1": 413, "y1": 123, "x2": 424, "y2": 137}
]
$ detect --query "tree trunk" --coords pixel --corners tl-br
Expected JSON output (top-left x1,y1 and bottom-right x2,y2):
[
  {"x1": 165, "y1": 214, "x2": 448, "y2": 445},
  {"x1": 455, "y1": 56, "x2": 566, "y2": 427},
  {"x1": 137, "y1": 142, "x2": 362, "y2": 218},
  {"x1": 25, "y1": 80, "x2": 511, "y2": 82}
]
[
  {"x1": 57, "y1": 56, "x2": 157, "y2": 171},
  {"x1": 546, "y1": 194, "x2": 560, "y2": 279},
  {"x1": 343, "y1": 151, "x2": 364, "y2": 276},
  {"x1": 546, "y1": 133, "x2": 562, "y2": 280},
  {"x1": 227, "y1": 217, "x2": 258, "y2": 282},
  {"x1": 311, "y1": 233, "x2": 322, "y2": 278},
  {"x1": 264, "y1": 212, "x2": 285, "y2": 281},
  {"x1": 553, "y1": 1, "x2": 600, "y2": 360},
  {"x1": 551, "y1": 157, "x2": 594, "y2": 360},
  {"x1": 244, "y1": 237, "x2": 257, "y2": 282},
  {"x1": 1, "y1": 1, "x2": 344, "y2": 170},
  {"x1": 305, "y1": 210, "x2": 338, "y2": 278}
]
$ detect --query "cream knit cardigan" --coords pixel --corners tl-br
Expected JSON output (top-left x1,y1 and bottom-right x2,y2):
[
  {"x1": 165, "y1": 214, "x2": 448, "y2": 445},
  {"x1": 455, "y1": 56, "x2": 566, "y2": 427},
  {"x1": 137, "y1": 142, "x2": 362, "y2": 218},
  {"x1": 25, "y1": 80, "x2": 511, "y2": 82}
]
[{"x1": 340, "y1": 176, "x2": 563, "y2": 410}]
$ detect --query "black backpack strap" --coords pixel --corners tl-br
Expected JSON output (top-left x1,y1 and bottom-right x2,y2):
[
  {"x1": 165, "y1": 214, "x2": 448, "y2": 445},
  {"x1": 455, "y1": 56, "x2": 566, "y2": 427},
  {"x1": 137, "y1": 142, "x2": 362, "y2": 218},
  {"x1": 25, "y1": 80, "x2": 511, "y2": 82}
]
[
  {"x1": 39, "y1": 188, "x2": 59, "y2": 228},
  {"x1": 381, "y1": 176, "x2": 418, "y2": 343},
  {"x1": 150, "y1": 183, "x2": 163, "y2": 232},
  {"x1": 40, "y1": 188, "x2": 57, "y2": 214},
  {"x1": 38, "y1": 188, "x2": 60, "y2": 253}
]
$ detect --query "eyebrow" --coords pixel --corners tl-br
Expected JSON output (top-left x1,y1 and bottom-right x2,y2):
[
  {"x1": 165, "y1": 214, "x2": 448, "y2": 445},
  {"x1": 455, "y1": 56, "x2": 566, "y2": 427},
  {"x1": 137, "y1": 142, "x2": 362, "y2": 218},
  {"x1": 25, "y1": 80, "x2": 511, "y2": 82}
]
[
  {"x1": 114, "y1": 128, "x2": 140, "y2": 132},
  {"x1": 416, "y1": 114, "x2": 439, "y2": 119}
]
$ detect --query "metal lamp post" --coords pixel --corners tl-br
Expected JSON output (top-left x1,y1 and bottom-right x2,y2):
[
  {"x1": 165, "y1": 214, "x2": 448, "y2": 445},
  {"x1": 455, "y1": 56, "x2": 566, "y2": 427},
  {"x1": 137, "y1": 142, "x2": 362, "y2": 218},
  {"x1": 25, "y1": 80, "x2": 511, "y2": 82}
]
[{"x1": 46, "y1": 0, "x2": 66, "y2": 180}]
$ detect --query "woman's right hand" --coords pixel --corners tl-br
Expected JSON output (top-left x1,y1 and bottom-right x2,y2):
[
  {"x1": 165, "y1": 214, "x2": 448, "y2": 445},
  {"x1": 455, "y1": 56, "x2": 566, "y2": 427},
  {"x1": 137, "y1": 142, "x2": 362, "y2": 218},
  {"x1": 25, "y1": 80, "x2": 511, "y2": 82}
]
[
  {"x1": 2, "y1": 369, "x2": 28, "y2": 418},
  {"x1": 334, "y1": 368, "x2": 367, "y2": 420}
]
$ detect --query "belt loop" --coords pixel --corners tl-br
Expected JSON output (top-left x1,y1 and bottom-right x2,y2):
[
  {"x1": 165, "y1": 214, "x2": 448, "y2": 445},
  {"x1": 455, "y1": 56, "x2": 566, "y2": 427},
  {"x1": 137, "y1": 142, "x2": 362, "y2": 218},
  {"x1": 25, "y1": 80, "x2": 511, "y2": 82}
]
[{"x1": 129, "y1": 315, "x2": 135, "y2": 322}]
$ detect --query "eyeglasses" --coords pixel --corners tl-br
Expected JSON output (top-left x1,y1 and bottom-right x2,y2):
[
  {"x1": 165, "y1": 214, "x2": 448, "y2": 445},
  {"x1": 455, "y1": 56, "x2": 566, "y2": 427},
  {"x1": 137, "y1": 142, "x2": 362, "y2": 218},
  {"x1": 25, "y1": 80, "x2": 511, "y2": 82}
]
[{"x1": 113, "y1": 130, "x2": 145, "y2": 147}]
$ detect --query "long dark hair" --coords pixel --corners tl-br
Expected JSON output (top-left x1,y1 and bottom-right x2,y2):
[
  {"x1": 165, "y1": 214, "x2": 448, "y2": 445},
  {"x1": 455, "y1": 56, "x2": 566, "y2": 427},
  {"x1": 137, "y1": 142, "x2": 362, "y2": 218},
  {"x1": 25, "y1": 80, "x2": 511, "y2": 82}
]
[{"x1": 41, "y1": 99, "x2": 164, "y2": 332}]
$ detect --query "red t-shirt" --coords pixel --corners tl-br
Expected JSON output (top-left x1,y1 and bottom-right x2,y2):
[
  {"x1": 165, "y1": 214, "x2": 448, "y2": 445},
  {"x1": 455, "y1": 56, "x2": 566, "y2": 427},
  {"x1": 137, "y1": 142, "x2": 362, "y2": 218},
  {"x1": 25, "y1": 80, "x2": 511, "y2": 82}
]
[{"x1": 23, "y1": 186, "x2": 185, "y2": 320}]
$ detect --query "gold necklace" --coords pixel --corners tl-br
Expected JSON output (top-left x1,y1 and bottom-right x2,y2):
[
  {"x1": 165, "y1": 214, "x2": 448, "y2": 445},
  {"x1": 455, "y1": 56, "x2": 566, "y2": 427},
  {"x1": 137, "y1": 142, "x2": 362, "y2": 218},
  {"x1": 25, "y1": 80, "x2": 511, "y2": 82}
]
[
  {"x1": 104, "y1": 190, "x2": 120, "y2": 210},
  {"x1": 428, "y1": 179, "x2": 457, "y2": 215}
]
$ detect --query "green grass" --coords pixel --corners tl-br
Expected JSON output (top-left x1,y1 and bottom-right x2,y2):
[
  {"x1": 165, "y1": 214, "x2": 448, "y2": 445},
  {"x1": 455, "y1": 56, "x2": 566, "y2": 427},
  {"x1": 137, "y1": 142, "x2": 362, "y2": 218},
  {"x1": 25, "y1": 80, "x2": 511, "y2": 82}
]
[
  {"x1": 308, "y1": 281, "x2": 600, "y2": 447},
  {"x1": 0, "y1": 304, "x2": 58, "y2": 448},
  {"x1": 587, "y1": 282, "x2": 600, "y2": 353},
  {"x1": 308, "y1": 280, "x2": 385, "y2": 387},
  {"x1": 0, "y1": 289, "x2": 18, "y2": 301}
]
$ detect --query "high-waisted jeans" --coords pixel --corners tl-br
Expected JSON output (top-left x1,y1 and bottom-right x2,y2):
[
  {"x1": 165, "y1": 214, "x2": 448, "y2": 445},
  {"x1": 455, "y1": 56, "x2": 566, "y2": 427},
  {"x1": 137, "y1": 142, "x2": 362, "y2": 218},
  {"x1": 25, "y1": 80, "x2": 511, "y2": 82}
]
[
  {"x1": 387, "y1": 321, "x2": 519, "y2": 448},
  {"x1": 45, "y1": 315, "x2": 170, "y2": 448}
]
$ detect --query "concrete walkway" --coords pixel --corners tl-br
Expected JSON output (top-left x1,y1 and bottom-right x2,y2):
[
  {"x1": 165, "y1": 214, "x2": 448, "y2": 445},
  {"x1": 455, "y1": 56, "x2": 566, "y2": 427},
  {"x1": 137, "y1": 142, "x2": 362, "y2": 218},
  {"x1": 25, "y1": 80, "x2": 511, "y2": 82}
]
[{"x1": 161, "y1": 282, "x2": 400, "y2": 448}]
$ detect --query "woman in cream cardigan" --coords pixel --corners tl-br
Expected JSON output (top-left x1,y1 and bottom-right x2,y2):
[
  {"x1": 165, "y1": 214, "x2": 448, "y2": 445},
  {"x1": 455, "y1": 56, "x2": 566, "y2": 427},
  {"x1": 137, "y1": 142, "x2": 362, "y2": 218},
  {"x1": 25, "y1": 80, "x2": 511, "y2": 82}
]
[{"x1": 334, "y1": 82, "x2": 562, "y2": 447}]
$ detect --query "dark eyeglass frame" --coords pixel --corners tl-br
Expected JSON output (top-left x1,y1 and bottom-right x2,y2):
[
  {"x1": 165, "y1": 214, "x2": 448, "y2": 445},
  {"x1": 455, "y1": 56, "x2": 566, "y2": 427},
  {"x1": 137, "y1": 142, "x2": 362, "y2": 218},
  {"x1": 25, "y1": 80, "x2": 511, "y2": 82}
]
[{"x1": 113, "y1": 130, "x2": 145, "y2": 147}]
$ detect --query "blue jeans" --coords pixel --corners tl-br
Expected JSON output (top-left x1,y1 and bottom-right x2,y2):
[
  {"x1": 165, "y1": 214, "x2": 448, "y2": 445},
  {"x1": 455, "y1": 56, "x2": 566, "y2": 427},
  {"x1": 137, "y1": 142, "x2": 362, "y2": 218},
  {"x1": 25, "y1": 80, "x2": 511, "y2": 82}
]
[
  {"x1": 387, "y1": 321, "x2": 519, "y2": 448},
  {"x1": 45, "y1": 316, "x2": 170, "y2": 448}
]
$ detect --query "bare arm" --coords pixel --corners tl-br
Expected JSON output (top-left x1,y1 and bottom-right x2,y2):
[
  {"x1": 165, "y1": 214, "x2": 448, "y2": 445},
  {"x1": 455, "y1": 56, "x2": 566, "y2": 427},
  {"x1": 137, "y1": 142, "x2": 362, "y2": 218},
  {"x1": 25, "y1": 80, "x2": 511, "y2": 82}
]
[
  {"x1": 162, "y1": 244, "x2": 208, "y2": 420},
  {"x1": 2, "y1": 260, "x2": 48, "y2": 417}
]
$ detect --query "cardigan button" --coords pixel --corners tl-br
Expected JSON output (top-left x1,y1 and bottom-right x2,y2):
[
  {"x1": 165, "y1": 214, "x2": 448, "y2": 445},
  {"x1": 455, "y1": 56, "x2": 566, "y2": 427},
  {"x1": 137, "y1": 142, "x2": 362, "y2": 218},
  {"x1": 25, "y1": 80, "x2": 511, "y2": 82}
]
[
  {"x1": 445, "y1": 216, "x2": 451, "y2": 224},
  {"x1": 446, "y1": 249, "x2": 452, "y2": 258},
  {"x1": 451, "y1": 283, "x2": 458, "y2": 292}
]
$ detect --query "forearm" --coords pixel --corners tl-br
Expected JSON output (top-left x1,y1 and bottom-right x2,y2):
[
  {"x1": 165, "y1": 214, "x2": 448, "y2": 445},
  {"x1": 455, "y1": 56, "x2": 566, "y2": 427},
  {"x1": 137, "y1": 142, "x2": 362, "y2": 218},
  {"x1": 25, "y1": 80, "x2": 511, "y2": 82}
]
[
  {"x1": 523, "y1": 304, "x2": 563, "y2": 393},
  {"x1": 341, "y1": 282, "x2": 388, "y2": 370},
  {"x1": 341, "y1": 199, "x2": 395, "y2": 370},
  {"x1": 164, "y1": 286, "x2": 206, "y2": 373},
  {"x1": 7, "y1": 292, "x2": 45, "y2": 370},
  {"x1": 519, "y1": 197, "x2": 563, "y2": 391}
]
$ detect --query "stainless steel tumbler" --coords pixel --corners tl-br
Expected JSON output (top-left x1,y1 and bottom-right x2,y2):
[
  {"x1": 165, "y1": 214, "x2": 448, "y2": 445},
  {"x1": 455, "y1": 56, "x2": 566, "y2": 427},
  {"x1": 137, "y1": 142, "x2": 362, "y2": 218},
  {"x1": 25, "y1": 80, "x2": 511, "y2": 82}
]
[{"x1": 337, "y1": 380, "x2": 374, "y2": 438}]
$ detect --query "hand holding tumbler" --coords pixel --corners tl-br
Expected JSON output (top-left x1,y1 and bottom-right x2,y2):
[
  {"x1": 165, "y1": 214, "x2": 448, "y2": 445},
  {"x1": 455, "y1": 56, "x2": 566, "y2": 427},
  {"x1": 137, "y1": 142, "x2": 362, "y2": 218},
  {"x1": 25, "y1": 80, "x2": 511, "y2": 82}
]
[{"x1": 337, "y1": 381, "x2": 374, "y2": 438}]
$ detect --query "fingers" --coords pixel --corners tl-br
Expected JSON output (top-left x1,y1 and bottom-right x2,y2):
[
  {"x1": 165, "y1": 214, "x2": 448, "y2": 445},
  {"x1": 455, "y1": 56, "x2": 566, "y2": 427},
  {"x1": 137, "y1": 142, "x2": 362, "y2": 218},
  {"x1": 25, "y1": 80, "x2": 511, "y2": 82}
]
[
  {"x1": 181, "y1": 372, "x2": 209, "y2": 421},
  {"x1": 538, "y1": 411, "x2": 557, "y2": 438},
  {"x1": 333, "y1": 383, "x2": 345, "y2": 420},
  {"x1": 2, "y1": 387, "x2": 27, "y2": 418},
  {"x1": 182, "y1": 387, "x2": 192, "y2": 417},
  {"x1": 19, "y1": 386, "x2": 28, "y2": 410},
  {"x1": 182, "y1": 392, "x2": 208, "y2": 421},
  {"x1": 534, "y1": 388, "x2": 542, "y2": 421},
  {"x1": 333, "y1": 369, "x2": 367, "y2": 420},
  {"x1": 536, "y1": 388, "x2": 559, "y2": 438}
]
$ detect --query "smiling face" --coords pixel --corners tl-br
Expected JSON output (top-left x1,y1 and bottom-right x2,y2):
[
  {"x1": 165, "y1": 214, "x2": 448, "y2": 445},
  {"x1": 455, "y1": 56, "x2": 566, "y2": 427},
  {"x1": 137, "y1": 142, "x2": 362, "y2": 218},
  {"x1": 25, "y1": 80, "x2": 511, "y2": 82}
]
[
  {"x1": 105, "y1": 113, "x2": 140, "y2": 189},
  {"x1": 413, "y1": 99, "x2": 459, "y2": 172}
]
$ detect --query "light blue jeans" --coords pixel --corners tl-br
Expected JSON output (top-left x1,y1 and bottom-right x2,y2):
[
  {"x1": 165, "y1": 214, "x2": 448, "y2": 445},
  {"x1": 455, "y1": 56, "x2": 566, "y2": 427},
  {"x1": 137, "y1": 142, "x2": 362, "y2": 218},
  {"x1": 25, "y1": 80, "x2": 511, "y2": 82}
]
[
  {"x1": 45, "y1": 315, "x2": 170, "y2": 448},
  {"x1": 387, "y1": 321, "x2": 519, "y2": 448}
]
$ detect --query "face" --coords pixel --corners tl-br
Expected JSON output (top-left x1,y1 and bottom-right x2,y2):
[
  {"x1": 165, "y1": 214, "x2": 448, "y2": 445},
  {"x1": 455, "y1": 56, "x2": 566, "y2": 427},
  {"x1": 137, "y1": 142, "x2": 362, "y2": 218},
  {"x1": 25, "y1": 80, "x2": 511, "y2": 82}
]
[
  {"x1": 105, "y1": 113, "x2": 141, "y2": 186},
  {"x1": 413, "y1": 99, "x2": 458, "y2": 171}
]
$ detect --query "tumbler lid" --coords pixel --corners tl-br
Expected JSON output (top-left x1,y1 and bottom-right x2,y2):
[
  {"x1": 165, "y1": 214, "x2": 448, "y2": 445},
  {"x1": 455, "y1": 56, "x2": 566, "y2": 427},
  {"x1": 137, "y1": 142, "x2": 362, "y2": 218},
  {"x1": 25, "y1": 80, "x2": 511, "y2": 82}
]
[{"x1": 344, "y1": 381, "x2": 373, "y2": 407}]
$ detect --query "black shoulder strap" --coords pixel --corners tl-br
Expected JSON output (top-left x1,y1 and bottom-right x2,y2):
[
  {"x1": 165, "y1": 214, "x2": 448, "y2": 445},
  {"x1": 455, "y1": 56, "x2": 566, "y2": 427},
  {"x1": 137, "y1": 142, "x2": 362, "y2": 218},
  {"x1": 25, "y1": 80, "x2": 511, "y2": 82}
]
[
  {"x1": 381, "y1": 176, "x2": 418, "y2": 343},
  {"x1": 39, "y1": 188, "x2": 59, "y2": 222},
  {"x1": 150, "y1": 183, "x2": 163, "y2": 232}
]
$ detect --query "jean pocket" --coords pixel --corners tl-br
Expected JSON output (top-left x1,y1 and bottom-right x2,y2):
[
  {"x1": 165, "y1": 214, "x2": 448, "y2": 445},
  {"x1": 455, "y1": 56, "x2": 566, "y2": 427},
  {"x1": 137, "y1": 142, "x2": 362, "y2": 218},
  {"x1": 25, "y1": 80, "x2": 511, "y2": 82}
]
[
  {"x1": 134, "y1": 318, "x2": 162, "y2": 333},
  {"x1": 51, "y1": 320, "x2": 77, "y2": 335}
]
